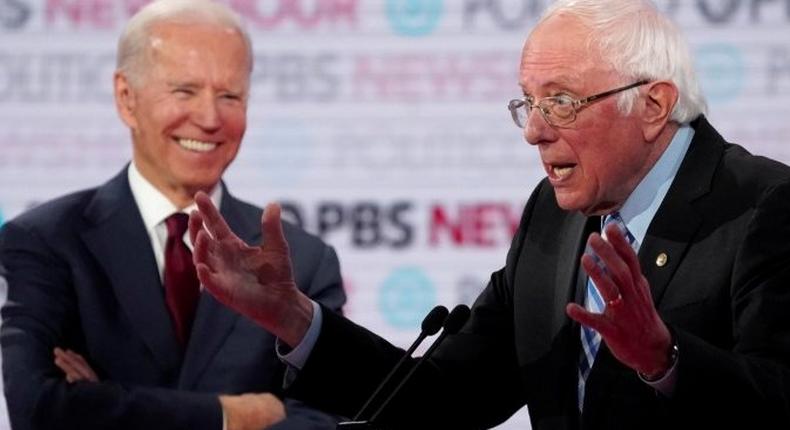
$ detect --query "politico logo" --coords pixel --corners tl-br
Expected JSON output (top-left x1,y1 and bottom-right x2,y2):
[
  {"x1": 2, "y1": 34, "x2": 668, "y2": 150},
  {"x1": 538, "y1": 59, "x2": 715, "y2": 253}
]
[
  {"x1": 378, "y1": 266, "x2": 437, "y2": 329},
  {"x1": 696, "y1": 43, "x2": 745, "y2": 103},
  {"x1": 386, "y1": 0, "x2": 443, "y2": 36}
]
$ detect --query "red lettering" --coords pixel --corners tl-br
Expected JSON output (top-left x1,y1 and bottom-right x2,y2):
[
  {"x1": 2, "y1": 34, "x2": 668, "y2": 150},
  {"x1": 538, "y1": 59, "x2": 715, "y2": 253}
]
[
  {"x1": 472, "y1": 204, "x2": 497, "y2": 247},
  {"x1": 429, "y1": 203, "x2": 523, "y2": 248},
  {"x1": 121, "y1": 0, "x2": 149, "y2": 18},
  {"x1": 352, "y1": 53, "x2": 514, "y2": 102},
  {"x1": 229, "y1": 0, "x2": 357, "y2": 30},
  {"x1": 46, "y1": 0, "x2": 114, "y2": 29},
  {"x1": 429, "y1": 205, "x2": 464, "y2": 246}
]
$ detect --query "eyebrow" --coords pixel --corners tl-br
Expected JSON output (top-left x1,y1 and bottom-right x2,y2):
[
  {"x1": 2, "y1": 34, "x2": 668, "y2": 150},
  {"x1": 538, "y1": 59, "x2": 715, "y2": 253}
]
[
  {"x1": 167, "y1": 81, "x2": 200, "y2": 88},
  {"x1": 520, "y1": 77, "x2": 582, "y2": 96}
]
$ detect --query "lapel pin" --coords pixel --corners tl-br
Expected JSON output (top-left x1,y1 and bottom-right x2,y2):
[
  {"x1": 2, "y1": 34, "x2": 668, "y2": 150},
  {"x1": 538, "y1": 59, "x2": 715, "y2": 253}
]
[{"x1": 656, "y1": 252, "x2": 668, "y2": 267}]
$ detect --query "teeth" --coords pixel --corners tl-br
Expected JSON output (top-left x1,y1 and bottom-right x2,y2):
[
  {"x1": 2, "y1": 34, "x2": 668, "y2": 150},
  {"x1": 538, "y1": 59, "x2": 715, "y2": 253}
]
[
  {"x1": 553, "y1": 166, "x2": 574, "y2": 178},
  {"x1": 178, "y1": 139, "x2": 217, "y2": 152}
]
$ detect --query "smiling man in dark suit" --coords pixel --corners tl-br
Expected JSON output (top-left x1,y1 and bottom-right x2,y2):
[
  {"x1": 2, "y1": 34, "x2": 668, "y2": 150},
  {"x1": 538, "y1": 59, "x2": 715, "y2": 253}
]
[
  {"x1": 186, "y1": 0, "x2": 790, "y2": 429},
  {"x1": 0, "y1": 1, "x2": 345, "y2": 429}
]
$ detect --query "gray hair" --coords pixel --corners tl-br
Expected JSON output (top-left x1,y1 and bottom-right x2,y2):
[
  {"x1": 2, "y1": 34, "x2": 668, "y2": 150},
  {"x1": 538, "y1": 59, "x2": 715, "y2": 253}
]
[
  {"x1": 116, "y1": 0, "x2": 253, "y2": 87},
  {"x1": 538, "y1": 0, "x2": 707, "y2": 123}
]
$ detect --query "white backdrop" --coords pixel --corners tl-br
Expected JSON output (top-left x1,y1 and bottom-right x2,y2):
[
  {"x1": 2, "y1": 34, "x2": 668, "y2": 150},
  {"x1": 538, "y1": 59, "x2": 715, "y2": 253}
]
[{"x1": 1, "y1": 1, "x2": 789, "y2": 429}]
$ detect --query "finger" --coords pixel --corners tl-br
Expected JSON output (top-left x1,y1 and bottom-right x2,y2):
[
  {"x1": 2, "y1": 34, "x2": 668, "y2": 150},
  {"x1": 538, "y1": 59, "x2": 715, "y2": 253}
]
[
  {"x1": 60, "y1": 350, "x2": 98, "y2": 382},
  {"x1": 581, "y1": 247, "x2": 621, "y2": 306},
  {"x1": 194, "y1": 191, "x2": 234, "y2": 240},
  {"x1": 197, "y1": 263, "x2": 230, "y2": 305},
  {"x1": 603, "y1": 223, "x2": 643, "y2": 287},
  {"x1": 588, "y1": 231, "x2": 633, "y2": 300},
  {"x1": 261, "y1": 203, "x2": 290, "y2": 254},
  {"x1": 54, "y1": 355, "x2": 82, "y2": 381},
  {"x1": 566, "y1": 303, "x2": 614, "y2": 336},
  {"x1": 54, "y1": 348, "x2": 80, "y2": 370},
  {"x1": 193, "y1": 230, "x2": 214, "y2": 271},
  {"x1": 65, "y1": 350, "x2": 99, "y2": 381},
  {"x1": 188, "y1": 209, "x2": 204, "y2": 248},
  {"x1": 585, "y1": 233, "x2": 629, "y2": 302},
  {"x1": 194, "y1": 230, "x2": 230, "y2": 275}
]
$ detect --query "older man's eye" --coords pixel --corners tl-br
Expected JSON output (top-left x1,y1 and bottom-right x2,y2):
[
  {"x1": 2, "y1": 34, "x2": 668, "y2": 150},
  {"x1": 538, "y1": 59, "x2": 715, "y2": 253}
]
[{"x1": 553, "y1": 95, "x2": 574, "y2": 106}]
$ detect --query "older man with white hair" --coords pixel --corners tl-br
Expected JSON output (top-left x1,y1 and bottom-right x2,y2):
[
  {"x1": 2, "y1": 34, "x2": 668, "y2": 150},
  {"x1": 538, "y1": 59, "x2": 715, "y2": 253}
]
[
  {"x1": 188, "y1": 0, "x2": 790, "y2": 429},
  {"x1": 0, "y1": 1, "x2": 345, "y2": 429}
]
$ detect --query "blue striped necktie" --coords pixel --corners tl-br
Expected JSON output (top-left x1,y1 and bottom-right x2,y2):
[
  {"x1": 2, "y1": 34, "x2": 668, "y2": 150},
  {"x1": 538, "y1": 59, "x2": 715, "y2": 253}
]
[{"x1": 577, "y1": 212, "x2": 638, "y2": 411}]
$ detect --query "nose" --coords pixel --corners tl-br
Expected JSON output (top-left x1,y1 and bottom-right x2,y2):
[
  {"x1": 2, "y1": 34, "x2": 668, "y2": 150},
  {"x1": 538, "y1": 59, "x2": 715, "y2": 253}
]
[
  {"x1": 192, "y1": 93, "x2": 222, "y2": 132},
  {"x1": 523, "y1": 106, "x2": 555, "y2": 146}
]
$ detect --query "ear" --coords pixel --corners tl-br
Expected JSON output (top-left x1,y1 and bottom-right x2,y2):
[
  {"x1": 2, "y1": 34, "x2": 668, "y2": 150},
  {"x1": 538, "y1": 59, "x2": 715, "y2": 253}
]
[
  {"x1": 641, "y1": 80, "x2": 678, "y2": 142},
  {"x1": 114, "y1": 72, "x2": 138, "y2": 130}
]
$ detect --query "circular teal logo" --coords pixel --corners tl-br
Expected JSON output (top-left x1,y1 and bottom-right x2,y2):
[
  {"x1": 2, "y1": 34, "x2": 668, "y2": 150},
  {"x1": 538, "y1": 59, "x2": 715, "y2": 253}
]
[
  {"x1": 379, "y1": 267, "x2": 437, "y2": 329},
  {"x1": 248, "y1": 118, "x2": 313, "y2": 186},
  {"x1": 386, "y1": 0, "x2": 443, "y2": 37},
  {"x1": 696, "y1": 44, "x2": 745, "y2": 104}
]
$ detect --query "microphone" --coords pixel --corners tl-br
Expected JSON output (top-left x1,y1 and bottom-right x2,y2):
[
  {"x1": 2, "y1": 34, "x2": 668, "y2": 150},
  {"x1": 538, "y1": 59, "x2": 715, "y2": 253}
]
[
  {"x1": 338, "y1": 304, "x2": 471, "y2": 429},
  {"x1": 349, "y1": 305, "x2": 449, "y2": 422}
]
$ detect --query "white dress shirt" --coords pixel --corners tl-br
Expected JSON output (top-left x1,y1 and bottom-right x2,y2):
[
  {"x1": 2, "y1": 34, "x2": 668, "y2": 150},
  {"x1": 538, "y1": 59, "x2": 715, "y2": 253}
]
[{"x1": 127, "y1": 162, "x2": 222, "y2": 283}]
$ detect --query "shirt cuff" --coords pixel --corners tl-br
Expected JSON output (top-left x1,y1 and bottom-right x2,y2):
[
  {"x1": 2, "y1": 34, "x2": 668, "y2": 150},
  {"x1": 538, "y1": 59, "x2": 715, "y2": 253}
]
[
  {"x1": 639, "y1": 352, "x2": 679, "y2": 397},
  {"x1": 277, "y1": 300, "x2": 322, "y2": 371}
]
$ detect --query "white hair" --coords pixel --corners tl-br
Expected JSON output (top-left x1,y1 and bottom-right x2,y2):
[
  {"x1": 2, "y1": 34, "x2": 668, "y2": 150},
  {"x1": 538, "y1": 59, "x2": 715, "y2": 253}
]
[
  {"x1": 538, "y1": 0, "x2": 707, "y2": 123},
  {"x1": 117, "y1": 0, "x2": 253, "y2": 87}
]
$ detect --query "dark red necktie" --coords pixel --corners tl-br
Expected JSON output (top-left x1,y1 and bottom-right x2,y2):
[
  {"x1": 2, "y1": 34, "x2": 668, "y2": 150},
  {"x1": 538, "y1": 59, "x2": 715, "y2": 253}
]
[{"x1": 163, "y1": 213, "x2": 200, "y2": 347}]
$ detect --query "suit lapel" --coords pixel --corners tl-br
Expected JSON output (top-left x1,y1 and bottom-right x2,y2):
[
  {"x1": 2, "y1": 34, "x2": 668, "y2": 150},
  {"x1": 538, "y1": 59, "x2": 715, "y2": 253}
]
[
  {"x1": 518, "y1": 203, "x2": 590, "y2": 364},
  {"x1": 553, "y1": 214, "x2": 595, "y2": 331},
  {"x1": 179, "y1": 188, "x2": 261, "y2": 388},
  {"x1": 639, "y1": 116, "x2": 723, "y2": 306},
  {"x1": 80, "y1": 169, "x2": 182, "y2": 371}
]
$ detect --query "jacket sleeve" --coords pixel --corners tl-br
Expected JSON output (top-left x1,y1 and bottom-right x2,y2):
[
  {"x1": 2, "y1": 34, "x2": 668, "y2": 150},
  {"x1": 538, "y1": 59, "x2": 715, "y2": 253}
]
[
  {"x1": 671, "y1": 179, "x2": 790, "y2": 427},
  {"x1": 0, "y1": 220, "x2": 222, "y2": 430},
  {"x1": 273, "y1": 236, "x2": 347, "y2": 429},
  {"x1": 286, "y1": 183, "x2": 547, "y2": 429}
]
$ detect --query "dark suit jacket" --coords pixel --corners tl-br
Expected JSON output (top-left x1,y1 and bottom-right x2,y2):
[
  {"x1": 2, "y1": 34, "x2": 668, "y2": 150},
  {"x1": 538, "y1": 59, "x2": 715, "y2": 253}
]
[
  {"x1": 287, "y1": 117, "x2": 790, "y2": 429},
  {"x1": 0, "y1": 169, "x2": 346, "y2": 430}
]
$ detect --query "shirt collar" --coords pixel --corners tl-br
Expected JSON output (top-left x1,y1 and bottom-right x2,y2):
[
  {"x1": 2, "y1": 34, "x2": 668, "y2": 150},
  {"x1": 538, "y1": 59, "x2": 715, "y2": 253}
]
[
  {"x1": 617, "y1": 123, "x2": 694, "y2": 248},
  {"x1": 127, "y1": 162, "x2": 223, "y2": 231}
]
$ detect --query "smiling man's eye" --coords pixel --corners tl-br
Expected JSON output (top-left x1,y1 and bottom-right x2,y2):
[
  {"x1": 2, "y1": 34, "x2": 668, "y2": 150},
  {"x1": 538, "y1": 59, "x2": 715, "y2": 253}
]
[{"x1": 172, "y1": 87, "x2": 195, "y2": 96}]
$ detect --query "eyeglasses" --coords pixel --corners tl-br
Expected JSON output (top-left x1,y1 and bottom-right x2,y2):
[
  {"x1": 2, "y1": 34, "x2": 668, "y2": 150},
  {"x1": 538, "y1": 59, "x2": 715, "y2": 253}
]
[{"x1": 507, "y1": 80, "x2": 649, "y2": 128}]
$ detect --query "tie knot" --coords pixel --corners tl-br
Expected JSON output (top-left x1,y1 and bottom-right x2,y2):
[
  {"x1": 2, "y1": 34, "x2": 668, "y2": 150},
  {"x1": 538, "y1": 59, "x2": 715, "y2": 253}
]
[
  {"x1": 602, "y1": 212, "x2": 637, "y2": 248},
  {"x1": 603, "y1": 211, "x2": 623, "y2": 227},
  {"x1": 165, "y1": 213, "x2": 190, "y2": 239}
]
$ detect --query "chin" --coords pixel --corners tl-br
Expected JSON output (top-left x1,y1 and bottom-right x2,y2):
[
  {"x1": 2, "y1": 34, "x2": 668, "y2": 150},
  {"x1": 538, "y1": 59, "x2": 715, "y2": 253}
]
[
  {"x1": 178, "y1": 176, "x2": 221, "y2": 194},
  {"x1": 554, "y1": 193, "x2": 585, "y2": 213}
]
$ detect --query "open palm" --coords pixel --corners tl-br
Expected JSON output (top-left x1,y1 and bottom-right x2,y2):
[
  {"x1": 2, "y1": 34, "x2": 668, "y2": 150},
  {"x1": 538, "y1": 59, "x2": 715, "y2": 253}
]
[{"x1": 190, "y1": 192, "x2": 300, "y2": 333}]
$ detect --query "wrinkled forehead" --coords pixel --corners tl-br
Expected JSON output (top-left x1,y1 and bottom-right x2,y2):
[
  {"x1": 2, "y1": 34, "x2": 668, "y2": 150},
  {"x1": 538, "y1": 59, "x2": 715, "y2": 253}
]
[{"x1": 519, "y1": 14, "x2": 609, "y2": 92}]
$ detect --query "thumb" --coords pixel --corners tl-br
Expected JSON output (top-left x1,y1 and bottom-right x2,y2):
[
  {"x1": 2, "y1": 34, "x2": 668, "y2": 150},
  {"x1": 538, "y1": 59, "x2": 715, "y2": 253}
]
[{"x1": 261, "y1": 203, "x2": 290, "y2": 254}]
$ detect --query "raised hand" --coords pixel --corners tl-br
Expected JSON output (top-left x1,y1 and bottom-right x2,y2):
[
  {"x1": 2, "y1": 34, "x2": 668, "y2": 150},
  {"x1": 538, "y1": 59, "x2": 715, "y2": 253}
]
[
  {"x1": 566, "y1": 223, "x2": 673, "y2": 379},
  {"x1": 190, "y1": 191, "x2": 314, "y2": 347},
  {"x1": 54, "y1": 348, "x2": 99, "y2": 383}
]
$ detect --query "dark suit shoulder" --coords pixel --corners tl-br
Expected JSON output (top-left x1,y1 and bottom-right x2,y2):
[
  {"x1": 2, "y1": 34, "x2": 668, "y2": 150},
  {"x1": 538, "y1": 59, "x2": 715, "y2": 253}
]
[
  {"x1": 683, "y1": 117, "x2": 790, "y2": 210},
  {"x1": 720, "y1": 142, "x2": 790, "y2": 194},
  {"x1": 2, "y1": 187, "x2": 98, "y2": 238}
]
